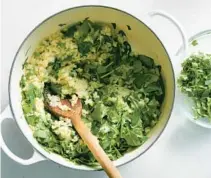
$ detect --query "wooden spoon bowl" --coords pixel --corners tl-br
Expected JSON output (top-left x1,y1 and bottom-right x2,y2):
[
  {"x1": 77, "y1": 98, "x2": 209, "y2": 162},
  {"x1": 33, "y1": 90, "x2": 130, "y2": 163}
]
[{"x1": 45, "y1": 97, "x2": 122, "y2": 178}]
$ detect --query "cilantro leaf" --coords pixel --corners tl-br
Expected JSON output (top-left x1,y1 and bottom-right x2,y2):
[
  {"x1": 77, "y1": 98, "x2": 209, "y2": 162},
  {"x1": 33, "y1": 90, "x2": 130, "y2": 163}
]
[{"x1": 178, "y1": 53, "x2": 211, "y2": 121}]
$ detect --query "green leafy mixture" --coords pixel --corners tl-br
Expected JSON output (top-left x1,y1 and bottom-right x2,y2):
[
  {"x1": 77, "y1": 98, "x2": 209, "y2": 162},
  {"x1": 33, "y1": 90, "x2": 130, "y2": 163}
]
[
  {"x1": 178, "y1": 53, "x2": 211, "y2": 121},
  {"x1": 20, "y1": 19, "x2": 164, "y2": 166}
]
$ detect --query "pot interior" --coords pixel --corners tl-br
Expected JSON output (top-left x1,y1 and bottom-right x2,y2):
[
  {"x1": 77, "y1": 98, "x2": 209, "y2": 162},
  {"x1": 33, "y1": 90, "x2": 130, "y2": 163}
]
[{"x1": 10, "y1": 6, "x2": 174, "y2": 170}]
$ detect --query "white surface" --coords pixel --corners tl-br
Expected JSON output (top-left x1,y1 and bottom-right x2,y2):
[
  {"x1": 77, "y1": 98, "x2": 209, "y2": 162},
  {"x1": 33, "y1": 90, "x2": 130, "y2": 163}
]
[{"x1": 1, "y1": 0, "x2": 211, "y2": 178}]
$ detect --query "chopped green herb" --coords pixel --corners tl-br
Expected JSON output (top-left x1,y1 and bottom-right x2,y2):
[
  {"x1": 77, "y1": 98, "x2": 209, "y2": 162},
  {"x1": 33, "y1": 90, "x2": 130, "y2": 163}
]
[
  {"x1": 118, "y1": 30, "x2": 126, "y2": 36},
  {"x1": 191, "y1": 40, "x2": 198, "y2": 46},
  {"x1": 111, "y1": 23, "x2": 116, "y2": 29},
  {"x1": 127, "y1": 25, "x2": 131, "y2": 30},
  {"x1": 57, "y1": 42, "x2": 65, "y2": 48},
  {"x1": 78, "y1": 42, "x2": 92, "y2": 56},
  {"x1": 178, "y1": 53, "x2": 211, "y2": 121},
  {"x1": 25, "y1": 115, "x2": 39, "y2": 126},
  {"x1": 58, "y1": 23, "x2": 66, "y2": 27},
  {"x1": 34, "y1": 51, "x2": 41, "y2": 57},
  {"x1": 45, "y1": 82, "x2": 62, "y2": 95}
]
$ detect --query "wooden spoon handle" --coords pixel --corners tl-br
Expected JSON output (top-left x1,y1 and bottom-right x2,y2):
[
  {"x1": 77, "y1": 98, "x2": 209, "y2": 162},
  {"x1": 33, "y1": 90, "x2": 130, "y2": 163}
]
[{"x1": 72, "y1": 117, "x2": 122, "y2": 178}]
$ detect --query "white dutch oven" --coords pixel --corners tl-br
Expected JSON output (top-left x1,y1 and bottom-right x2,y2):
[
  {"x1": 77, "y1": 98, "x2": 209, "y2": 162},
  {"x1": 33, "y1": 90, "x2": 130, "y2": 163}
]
[{"x1": 0, "y1": 6, "x2": 188, "y2": 170}]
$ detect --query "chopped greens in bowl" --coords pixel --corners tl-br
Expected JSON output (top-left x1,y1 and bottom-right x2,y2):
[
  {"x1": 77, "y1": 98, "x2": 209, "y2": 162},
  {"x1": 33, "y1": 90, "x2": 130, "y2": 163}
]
[
  {"x1": 178, "y1": 53, "x2": 211, "y2": 122},
  {"x1": 20, "y1": 19, "x2": 165, "y2": 166}
]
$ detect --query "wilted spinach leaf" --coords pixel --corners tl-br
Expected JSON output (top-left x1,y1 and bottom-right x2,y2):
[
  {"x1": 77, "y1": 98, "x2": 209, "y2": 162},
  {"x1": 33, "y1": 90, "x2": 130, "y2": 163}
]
[
  {"x1": 138, "y1": 55, "x2": 154, "y2": 68},
  {"x1": 134, "y1": 73, "x2": 159, "y2": 88},
  {"x1": 78, "y1": 42, "x2": 92, "y2": 55},
  {"x1": 111, "y1": 23, "x2": 116, "y2": 29},
  {"x1": 91, "y1": 103, "x2": 103, "y2": 122},
  {"x1": 61, "y1": 24, "x2": 78, "y2": 37},
  {"x1": 78, "y1": 19, "x2": 90, "y2": 38}
]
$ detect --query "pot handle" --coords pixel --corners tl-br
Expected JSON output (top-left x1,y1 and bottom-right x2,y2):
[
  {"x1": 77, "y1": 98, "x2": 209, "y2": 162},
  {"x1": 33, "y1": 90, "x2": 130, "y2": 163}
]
[
  {"x1": 147, "y1": 10, "x2": 188, "y2": 56},
  {"x1": 0, "y1": 106, "x2": 46, "y2": 165}
]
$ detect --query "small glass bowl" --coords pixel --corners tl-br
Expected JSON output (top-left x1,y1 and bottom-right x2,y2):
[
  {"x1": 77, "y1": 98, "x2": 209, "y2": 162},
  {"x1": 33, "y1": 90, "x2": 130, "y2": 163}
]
[{"x1": 175, "y1": 30, "x2": 211, "y2": 128}]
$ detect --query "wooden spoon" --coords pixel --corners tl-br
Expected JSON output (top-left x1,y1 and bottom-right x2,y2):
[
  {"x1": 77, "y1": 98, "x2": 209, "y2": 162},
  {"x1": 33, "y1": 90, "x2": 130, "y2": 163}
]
[{"x1": 45, "y1": 98, "x2": 122, "y2": 178}]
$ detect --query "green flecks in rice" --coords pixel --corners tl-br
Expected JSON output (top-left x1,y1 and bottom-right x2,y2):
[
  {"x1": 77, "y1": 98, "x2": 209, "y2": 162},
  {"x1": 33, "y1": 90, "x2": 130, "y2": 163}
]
[{"x1": 21, "y1": 19, "x2": 164, "y2": 167}]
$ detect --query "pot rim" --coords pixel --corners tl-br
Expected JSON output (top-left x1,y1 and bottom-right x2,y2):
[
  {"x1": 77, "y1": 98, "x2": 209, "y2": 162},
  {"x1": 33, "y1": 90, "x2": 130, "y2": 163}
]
[{"x1": 8, "y1": 5, "x2": 175, "y2": 170}]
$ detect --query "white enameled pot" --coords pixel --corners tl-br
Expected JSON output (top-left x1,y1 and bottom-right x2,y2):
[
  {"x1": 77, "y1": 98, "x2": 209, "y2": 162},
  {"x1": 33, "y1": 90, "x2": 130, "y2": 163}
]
[{"x1": 0, "y1": 6, "x2": 188, "y2": 170}]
